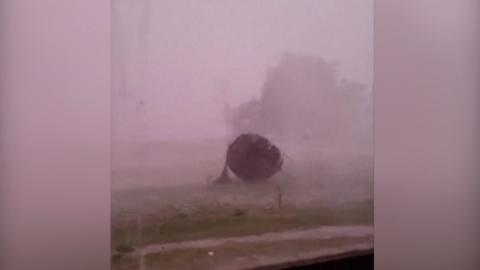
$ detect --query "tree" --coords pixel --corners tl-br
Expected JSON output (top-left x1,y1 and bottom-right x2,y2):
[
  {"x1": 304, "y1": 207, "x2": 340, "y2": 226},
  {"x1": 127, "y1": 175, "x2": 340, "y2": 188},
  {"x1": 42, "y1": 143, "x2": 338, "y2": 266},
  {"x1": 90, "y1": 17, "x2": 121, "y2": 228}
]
[{"x1": 232, "y1": 53, "x2": 371, "y2": 150}]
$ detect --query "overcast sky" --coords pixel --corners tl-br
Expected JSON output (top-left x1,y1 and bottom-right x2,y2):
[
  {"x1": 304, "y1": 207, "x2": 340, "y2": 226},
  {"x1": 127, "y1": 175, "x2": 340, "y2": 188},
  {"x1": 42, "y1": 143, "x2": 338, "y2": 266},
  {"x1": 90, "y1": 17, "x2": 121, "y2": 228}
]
[{"x1": 113, "y1": 0, "x2": 373, "y2": 141}]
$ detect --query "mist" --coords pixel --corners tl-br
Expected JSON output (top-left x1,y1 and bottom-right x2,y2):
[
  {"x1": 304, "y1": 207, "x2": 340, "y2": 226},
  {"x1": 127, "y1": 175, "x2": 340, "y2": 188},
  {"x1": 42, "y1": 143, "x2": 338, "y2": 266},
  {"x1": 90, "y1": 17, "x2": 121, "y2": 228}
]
[
  {"x1": 111, "y1": 2, "x2": 373, "y2": 267},
  {"x1": 112, "y1": 0, "x2": 372, "y2": 146}
]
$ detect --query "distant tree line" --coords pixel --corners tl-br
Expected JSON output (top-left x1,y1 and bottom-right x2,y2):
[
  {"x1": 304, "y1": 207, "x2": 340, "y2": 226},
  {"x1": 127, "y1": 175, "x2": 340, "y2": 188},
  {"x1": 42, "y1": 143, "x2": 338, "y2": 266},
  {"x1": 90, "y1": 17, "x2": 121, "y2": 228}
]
[{"x1": 231, "y1": 53, "x2": 372, "y2": 151}]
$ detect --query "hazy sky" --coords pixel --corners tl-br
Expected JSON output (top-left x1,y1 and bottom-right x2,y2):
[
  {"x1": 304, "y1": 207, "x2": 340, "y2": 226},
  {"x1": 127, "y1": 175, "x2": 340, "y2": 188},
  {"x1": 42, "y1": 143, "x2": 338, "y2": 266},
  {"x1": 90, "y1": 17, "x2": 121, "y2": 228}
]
[{"x1": 113, "y1": 0, "x2": 373, "y2": 141}]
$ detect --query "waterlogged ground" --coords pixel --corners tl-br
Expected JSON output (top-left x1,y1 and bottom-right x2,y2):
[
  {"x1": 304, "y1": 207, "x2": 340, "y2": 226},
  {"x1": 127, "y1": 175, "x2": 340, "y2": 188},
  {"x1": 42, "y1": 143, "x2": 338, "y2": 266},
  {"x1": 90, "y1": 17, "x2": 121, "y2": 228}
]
[{"x1": 111, "y1": 140, "x2": 373, "y2": 269}]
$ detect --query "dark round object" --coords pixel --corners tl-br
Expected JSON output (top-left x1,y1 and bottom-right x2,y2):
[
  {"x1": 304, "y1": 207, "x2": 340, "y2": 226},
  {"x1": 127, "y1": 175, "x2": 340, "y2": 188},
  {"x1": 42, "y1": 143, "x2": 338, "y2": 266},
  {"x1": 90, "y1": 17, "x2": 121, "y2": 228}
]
[{"x1": 226, "y1": 133, "x2": 283, "y2": 181}]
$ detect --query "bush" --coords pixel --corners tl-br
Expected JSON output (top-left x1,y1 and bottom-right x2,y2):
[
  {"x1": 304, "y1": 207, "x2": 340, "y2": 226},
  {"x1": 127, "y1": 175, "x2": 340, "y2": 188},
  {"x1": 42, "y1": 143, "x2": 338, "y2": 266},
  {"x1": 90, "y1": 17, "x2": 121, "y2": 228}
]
[
  {"x1": 232, "y1": 208, "x2": 248, "y2": 218},
  {"x1": 115, "y1": 244, "x2": 135, "y2": 253}
]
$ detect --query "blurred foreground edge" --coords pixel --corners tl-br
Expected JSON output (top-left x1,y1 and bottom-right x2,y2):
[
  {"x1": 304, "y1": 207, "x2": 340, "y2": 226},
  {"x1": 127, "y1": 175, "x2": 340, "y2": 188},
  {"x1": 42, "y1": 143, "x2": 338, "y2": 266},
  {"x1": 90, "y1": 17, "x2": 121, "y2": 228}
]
[{"x1": 244, "y1": 248, "x2": 373, "y2": 270}]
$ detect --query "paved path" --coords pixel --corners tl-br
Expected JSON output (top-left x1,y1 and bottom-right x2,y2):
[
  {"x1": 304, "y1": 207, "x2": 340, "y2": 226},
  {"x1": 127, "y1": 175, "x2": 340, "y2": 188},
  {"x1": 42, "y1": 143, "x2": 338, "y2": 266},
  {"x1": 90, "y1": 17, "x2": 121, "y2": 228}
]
[{"x1": 132, "y1": 225, "x2": 373, "y2": 257}]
